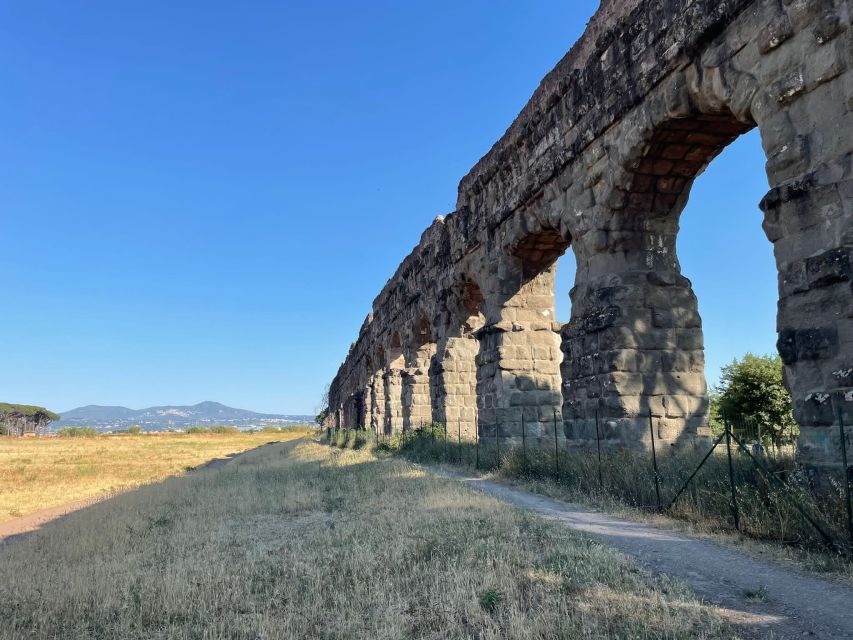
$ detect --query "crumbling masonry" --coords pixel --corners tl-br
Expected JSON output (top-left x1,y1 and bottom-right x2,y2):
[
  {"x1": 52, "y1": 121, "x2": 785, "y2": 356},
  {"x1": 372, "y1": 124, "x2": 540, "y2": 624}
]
[{"x1": 329, "y1": 0, "x2": 853, "y2": 468}]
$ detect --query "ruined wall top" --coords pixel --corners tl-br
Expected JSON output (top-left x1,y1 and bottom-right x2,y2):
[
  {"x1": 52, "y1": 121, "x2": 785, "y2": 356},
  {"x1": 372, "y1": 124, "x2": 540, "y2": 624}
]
[{"x1": 456, "y1": 0, "x2": 752, "y2": 216}]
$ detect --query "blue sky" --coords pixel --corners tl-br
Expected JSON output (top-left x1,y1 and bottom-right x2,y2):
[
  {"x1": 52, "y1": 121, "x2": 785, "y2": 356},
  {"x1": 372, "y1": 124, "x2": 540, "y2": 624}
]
[{"x1": 0, "y1": 1, "x2": 776, "y2": 414}]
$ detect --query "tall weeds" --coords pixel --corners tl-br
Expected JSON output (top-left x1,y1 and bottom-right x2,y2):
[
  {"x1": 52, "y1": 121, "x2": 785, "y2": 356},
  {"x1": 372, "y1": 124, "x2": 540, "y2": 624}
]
[{"x1": 336, "y1": 425, "x2": 852, "y2": 556}]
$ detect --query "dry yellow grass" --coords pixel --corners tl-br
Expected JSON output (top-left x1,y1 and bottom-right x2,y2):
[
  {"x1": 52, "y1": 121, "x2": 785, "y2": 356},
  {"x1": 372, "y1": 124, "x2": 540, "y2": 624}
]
[
  {"x1": 0, "y1": 438, "x2": 738, "y2": 639},
  {"x1": 0, "y1": 429, "x2": 312, "y2": 522}
]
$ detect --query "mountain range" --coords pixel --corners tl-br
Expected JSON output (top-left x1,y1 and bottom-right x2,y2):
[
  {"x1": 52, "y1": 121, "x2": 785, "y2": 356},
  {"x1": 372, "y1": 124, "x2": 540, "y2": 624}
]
[{"x1": 57, "y1": 401, "x2": 314, "y2": 431}]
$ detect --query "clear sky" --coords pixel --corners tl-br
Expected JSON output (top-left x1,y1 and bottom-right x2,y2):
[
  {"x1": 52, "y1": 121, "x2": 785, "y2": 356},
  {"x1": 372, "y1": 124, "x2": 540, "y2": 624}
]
[{"x1": 0, "y1": 1, "x2": 776, "y2": 415}]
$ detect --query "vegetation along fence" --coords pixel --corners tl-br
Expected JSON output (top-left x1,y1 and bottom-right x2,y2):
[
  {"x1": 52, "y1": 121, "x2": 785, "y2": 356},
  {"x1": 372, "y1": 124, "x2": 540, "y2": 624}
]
[{"x1": 326, "y1": 404, "x2": 853, "y2": 558}]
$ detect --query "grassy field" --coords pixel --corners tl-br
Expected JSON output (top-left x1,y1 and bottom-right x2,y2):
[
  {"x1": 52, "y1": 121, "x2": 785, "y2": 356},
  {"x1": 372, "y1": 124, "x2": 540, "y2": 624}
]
[
  {"x1": 0, "y1": 437, "x2": 738, "y2": 639},
  {"x1": 0, "y1": 428, "x2": 313, "y2": 522}
]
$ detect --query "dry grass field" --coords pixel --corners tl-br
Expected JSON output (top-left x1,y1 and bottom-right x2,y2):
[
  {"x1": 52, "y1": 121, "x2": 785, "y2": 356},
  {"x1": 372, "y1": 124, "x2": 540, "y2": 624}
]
[
  {"x1": 0, "y1": 438, "x2": 738, "y2": 639},
  {"x1": 0, "y1": 429, "x2": 312, "y2": 522}
]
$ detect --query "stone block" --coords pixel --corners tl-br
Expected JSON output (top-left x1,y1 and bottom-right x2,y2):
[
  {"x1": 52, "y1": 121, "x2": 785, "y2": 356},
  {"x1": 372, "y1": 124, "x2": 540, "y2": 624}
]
[
  {"x1": 533, "y1": 359, "x2": 560, "y2": 374},
  {"x1": 655, "y1": 418, "x2": 686, "y2": 442},
  {"x1": 642, "y1": 372, "x2": 707, "y2": 397},
  {"x1": 602, "y1": 372, "x2": 645, "y2": 396},
  {"x1": 661, "y1": 350, "x2": 692, "y2": 372},
  {"x1": 757, "y1": 14, "x2": 793, "y2": 54},
  {"x1": 635, "y1": 350, "x2": 663, "y2": 373},
  {"x1": 517, "y1": 377, "x2": 536, "y2": 392},
  {"x1": 778, "y1": 326, "x2": 839, "y2": 364},
  {"x1": 601, "y1": 393, "x2": 641, "y2": 418},
  {"x1": 581, "y1": 305, "x2": 622, "y2": 332},
  {"x1": 805, "y1": 248, "x2": 851, "y2": 288},
  {"x1": 783, "y1": 0, "x2": 833, "y2": 33},
  {"x1": 779, "y1": 260, "x2": 809, "y2": 295},
  {"x1": 766, "y1": 134, "x2": 810, "y2": 181},
  {"x1": 794, "y1": 392, "x2": 835, "y2": 426},
  {"x1": 676, "y1": 329, "x2": 704, "y2": 350},
  {"x1": 598, "y1": 349, "x2": 637, "y2": 373}
]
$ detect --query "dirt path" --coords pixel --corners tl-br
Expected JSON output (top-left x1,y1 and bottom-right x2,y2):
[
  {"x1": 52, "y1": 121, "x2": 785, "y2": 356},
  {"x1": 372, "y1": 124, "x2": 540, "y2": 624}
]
[
  {"x1": 0, "y1": 497, "x2": 107, "y2": 547},
  {"x1": 0, "y1": 447, "x2": 262, "y2": 548},
  {"x1": 428, "y1": 467, "x2": 853, "y2": 640}
]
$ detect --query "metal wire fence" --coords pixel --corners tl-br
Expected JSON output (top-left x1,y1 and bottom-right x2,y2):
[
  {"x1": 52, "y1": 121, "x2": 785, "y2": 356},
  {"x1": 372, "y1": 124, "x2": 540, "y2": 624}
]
[{"x1": 327, "y1": 408, "x2": 853, "y2": 556}]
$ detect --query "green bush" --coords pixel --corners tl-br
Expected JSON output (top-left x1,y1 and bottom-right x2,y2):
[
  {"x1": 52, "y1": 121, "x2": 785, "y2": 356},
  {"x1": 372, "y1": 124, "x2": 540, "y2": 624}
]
[
  {"x1": 479, "y1": 589, "x2": 503, "y2": 613},
  {"x1": 128, "y1": 425, "x2": 142, "y2": 435},
  {"x1": 209, "y1": 426, "x2": 239, "y2": 434},
  {"x1": 185, "y1": 426, "x2": 240, "y2": 435},
  {"x1": 58, "y1": 427, "x2": 99, "y2": 438},
  {"x1": 712, "y1": 354, "x2": 798, "y2": 446}
]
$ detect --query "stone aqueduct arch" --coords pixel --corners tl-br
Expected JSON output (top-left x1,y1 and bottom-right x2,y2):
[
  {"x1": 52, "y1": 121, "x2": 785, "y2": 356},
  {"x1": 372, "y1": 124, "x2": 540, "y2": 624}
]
[{"x1": 329, "y1": 0, "x2": 853, "y2": 468}]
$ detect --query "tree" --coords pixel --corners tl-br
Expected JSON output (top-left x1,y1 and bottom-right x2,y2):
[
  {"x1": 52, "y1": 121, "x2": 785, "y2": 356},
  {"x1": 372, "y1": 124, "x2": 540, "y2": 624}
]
[
  {"x1": 315, "y1": 407, "x2": 330, "y2": 426},
  {"x1": 315, "y1": 384, "x2": 331, "y2": 426},
  {"x1": 0, "y1": 403, "x2": 60, "y2": 436},
  {"x1": 712, "y1": 354, "x2": 798, "y2": 445}
]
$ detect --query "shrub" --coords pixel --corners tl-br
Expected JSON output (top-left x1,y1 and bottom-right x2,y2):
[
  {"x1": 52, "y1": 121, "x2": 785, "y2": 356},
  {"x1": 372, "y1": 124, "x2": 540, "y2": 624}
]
[
  {"x1": 58, "y1": 427, "x2": 99, "y2": 438},
  {"x1": 128, "y1": 425, "x2": 142, "y2": 435},
  {"x1": 479, "y1": 589, "x2": 503, "y2": 613},
  {"x1": 185, "y1": 426, "x2": 240, "y2": 434},
  {"x1": 209, "y1": 426, "x2": 239, "y2": 434}
]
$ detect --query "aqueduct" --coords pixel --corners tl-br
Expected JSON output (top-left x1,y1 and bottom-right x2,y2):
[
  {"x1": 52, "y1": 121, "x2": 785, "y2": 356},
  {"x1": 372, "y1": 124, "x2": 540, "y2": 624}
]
[{"x1": 329, "y1": 0, "x2": 853, "y2": 468}]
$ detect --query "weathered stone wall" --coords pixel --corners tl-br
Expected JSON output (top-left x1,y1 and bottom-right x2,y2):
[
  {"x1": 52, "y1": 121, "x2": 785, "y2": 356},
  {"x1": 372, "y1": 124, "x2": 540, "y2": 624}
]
[{"x1": 329, "y1": 0, "x2": 853, "y2": 468}]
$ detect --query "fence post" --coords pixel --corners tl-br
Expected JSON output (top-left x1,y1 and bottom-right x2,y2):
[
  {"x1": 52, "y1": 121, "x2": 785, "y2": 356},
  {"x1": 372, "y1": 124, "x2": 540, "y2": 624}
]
[
  {"x1": 444, "y1": 421, "x2": 448, "y2": 461},
  {"x1": 475, "y1": 423, "x2": 480, "y2": 470},
  {"x1": 521, "y1": 412, "x2": 527, "y2": 476},
  {"x1": 838, "y1": 404, "x2": 853, "y2": 549},
  {"x1": 595, "y1": 408, "x2": 603, "y2": 488},
  {"x1": 553, "y1": 409, "x2": 560, "y2": 480},
  {"x1": 495, "y1": 417, "x2": 501, "y2": 468},
  {"x1": 723, "y1": 415, "x2": 740, "y2": 531},
  {"x1": 648, "y1": 412, "x2": 662, "y2": 511}
]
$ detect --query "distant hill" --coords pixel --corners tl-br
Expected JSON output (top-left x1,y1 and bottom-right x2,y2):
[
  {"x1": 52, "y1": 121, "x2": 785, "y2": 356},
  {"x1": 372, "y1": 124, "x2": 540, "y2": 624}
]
[{"x1": 57, "y1": 401, "x2": 315, "y2": 431}]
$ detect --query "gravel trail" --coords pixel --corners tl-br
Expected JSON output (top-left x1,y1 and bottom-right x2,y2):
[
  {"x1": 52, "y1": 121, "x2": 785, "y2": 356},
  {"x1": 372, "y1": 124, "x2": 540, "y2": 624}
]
[{"x1": 428, "y1": 467, "x2": 853, "y2": 640}]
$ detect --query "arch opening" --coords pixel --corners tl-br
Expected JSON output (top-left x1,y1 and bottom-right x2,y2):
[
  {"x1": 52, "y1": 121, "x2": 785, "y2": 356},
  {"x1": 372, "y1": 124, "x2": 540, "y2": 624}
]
[
  {"x1": 677, "y1": 128, "x2": 779, "y2": 422},
  {"x1": 513, "y1": 228, "x2": 571, "y2": 283},
  {"x1": 565, "y1": 109, "x2": 773, "y2": 450}
]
